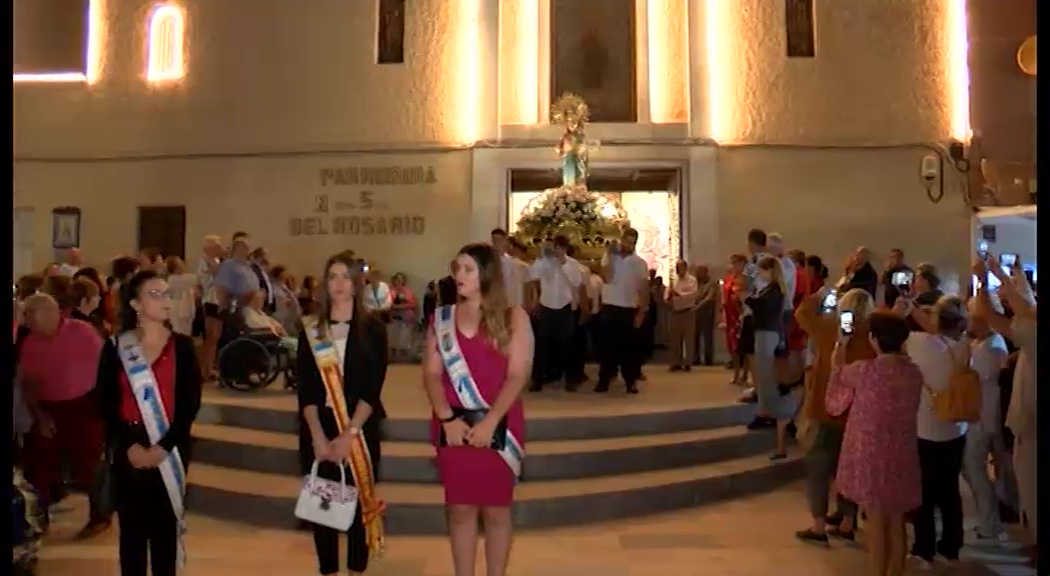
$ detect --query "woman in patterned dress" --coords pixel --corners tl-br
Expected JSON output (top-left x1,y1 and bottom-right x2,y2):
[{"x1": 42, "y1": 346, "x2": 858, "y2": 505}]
[
  {"x1": 826, "y1": 311, "x2": 922, "y2": 576},
  {"x1": 721, "y1": 254, "x2": 746, "y2": 379}
]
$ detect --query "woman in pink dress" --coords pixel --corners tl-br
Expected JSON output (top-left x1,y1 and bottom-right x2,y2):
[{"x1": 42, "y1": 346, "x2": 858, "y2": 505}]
[
  {"x1": 825, "y1": 310, "x2": 922, "y2": 576},
  {"x1": 423, "y1": 243, "x2": 533, "y2": 576}
]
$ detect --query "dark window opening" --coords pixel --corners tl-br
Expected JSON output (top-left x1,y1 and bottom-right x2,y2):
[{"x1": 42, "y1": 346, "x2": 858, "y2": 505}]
[
  {"x1": 785, "y1": 0, "x2": 816, "y2": 58},
  {"x1": 377, "y1": 0, "x2": 405, "y2": 65},
  {"x1": 138, "y1": 206, "x2": 186, "y2": 261},
  {"x1": 13, "y1": 0, "x2": 91, "y2": 75}
]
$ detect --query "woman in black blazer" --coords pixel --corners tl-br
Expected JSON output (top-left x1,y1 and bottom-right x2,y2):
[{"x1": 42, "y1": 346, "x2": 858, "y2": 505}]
[
  {"x1": 297, "y1": 250, "x2": 388, "y2": 576},
  {"x1": 97, "y1": 270, "x2": 202, "y2": 576}
]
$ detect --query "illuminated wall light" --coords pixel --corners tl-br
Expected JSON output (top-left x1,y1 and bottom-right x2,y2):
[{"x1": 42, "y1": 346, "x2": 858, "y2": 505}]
[
  {"x1": 648, "y1": 0, "x2": 689, "y2": 123},
  {"x1": 13, "y1": 0, "x2": 106, "y2": 84},
  {"x1": 704, "y1": 0, "x2": 730, "y2": 141},
  {"x1": 517, "y1": 0, "x2": 540, "y2": 125},
  {"x1": 456, "y1": 0, "x2": 482, "y2": 142},
  {"x1": 946, "y1": 0, "x2": 971, "y2": 142},
  {"x1": 147, "y1": 4, "x2": 186, "y2": 83}
]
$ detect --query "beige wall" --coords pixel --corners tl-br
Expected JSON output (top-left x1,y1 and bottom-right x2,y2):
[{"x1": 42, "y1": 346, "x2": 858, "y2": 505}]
[
  {"x1": 13, "y1": 152, "x2": 473, "y2": 294},
  {"x1": 14, "y1": 0, "x2": 485, "y2": 158},
  {"x1": 715, "y1": 147, "x2": 971, "y2": 292},
  {"x1": 711, "y1": 0, "x2": 960, "y2": 144}
]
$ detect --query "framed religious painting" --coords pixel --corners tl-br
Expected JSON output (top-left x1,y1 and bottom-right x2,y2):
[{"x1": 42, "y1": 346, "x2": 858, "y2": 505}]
[{"x1": 51, "y1": 206, "x2": 81, "y2": 249}]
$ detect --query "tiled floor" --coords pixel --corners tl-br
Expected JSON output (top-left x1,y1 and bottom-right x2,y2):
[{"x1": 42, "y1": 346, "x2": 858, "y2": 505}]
[{"x1": 38, "y1": 483, "x2": 1031, "y2": 576}]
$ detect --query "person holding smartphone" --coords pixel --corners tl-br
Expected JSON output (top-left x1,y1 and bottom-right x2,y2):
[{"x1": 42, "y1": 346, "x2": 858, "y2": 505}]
[{"x1": 880, "y1": 249, "x2": 913, "y2": 308}]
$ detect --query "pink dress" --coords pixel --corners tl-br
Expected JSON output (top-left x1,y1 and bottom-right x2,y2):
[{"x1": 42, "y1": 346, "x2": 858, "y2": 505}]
[
  {"x1": 826, "y1": 354, "x2": 923, "y2": 515},
  {"x1": 430, "y1": 323, "x2": 526, "y2": 507}
]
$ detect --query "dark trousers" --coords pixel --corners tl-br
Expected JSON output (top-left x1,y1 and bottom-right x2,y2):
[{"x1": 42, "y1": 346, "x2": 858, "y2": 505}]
[
  {"x1": 24, "y1": 392, "x2": 104, "y2": 511},
  {"x1": 311, "y1": 462, "x2": 369, "y2": 575},
  {"x1": 597, "y1": 305, "x2": 642, "y2": 387},
  {"x1": 532, "y1": 304, "x2": 575, "y2": 385},
  {"x1": 565, "y1": 308, "x2": 588, "y2": 382},
  {"x1": 804, "y1": 423, "x2": 858, "y2": 519},
  {"x1": 693, "y1": 305, "x2": 716, "y2": 365},
  {"x1": 912, "y1": 435, "x2": 966, "y2": 560},
  {"x1": 114, "y1": 426, "x2": 180, "y2": 576}
]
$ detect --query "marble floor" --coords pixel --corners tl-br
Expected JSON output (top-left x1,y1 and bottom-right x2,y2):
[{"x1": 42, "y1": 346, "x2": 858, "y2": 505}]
[{"x1": 38, "y1": 482, "x2": 1031, "y2": 576}]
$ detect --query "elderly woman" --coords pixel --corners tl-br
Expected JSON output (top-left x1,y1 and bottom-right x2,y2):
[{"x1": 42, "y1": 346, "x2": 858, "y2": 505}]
[
  {"x1": 388, "y1": 272, "x2": 418, "y2": 362},
  {"x1": 793, "y1": 288, "x2": 877, "y2": 544}
]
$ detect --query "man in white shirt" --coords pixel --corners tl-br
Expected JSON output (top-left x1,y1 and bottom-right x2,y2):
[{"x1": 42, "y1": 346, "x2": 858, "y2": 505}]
[
  {"x1": 56, "y1": 248, "x2": 82, "y2": 277},
  {"x1": 529, "y1": 235, "x2": 583, "y2": 391},
  {"x1": 596, "y1": 228, "x2": 649, "y2": 394},
  {"x1": 491, "y1": 228, "x2": 532, "y2": 309},
  {"x1": 562, "y1": 245, "x2": 593, "y2": 389}
]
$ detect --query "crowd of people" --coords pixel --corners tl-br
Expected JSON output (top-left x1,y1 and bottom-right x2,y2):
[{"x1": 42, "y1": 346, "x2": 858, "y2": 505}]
[{"x1": 10, "y1": 223, "x2": 1039, "y2": 576}]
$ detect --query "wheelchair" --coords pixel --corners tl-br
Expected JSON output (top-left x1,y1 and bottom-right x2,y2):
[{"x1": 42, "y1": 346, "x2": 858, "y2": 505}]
[{"x1": 215, "y1": 310, "x2": 298, "y2": 392}]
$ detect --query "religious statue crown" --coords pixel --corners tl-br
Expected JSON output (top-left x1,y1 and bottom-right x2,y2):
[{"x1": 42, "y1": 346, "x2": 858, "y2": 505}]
[{"x1": 512, "y1": 93, "x2": 629, "y2": 262}]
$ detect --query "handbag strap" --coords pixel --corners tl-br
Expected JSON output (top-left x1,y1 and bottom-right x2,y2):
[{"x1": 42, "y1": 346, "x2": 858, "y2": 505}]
[{"x1": 310, "y1": 459, "x2": 349, "y2": 501}]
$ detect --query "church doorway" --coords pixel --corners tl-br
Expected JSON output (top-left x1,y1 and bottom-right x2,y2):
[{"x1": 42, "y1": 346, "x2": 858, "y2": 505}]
[{"x1": 506, "y1": 167, "x2": 684, "y2": 281}]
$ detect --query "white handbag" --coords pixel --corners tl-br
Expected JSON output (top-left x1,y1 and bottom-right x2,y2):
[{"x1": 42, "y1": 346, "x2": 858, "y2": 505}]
[{"x1": 294, "y1": 460, "x2": 359, "y2": 532}]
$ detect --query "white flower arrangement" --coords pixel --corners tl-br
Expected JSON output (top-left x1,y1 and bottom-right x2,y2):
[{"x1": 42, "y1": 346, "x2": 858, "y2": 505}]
[{"x1": 514, "y1": 184, "x2": 629, "y2": 256}]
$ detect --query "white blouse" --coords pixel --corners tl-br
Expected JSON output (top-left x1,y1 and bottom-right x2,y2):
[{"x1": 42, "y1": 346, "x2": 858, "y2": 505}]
[{"x1": 906, "y1": 331, "x2": 969, "y2": 442}]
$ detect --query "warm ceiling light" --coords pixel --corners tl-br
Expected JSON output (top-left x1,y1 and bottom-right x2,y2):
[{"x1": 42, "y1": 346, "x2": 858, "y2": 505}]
[{"x1": 946, "y1": 0, "x2": 970, "y2": 141}]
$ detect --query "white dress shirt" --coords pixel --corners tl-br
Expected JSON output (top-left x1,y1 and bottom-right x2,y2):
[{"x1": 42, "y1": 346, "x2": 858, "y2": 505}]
[
  {"x1": 779, "y1": 256, "x2": 797, "y2": 311},
  {"x1": 572, "y1": 260, "x2": 589, "y2": 309},
  {"x1": 531, "y1": 256, "x2": 583, "y2": 310},
  {"x1": 587, "y1": 273, "x2": 603, "y2": 314},
  {"x1": 970, "y1": 333, "x2": 1008, "y2": 431},
  {"x1": 501, "y1": 254, "x2": 530, "y2": 308},
  {"x1": 668, "y1": 273, "x2": 699, "y2": 311},
  {"x1": 906, "y1": 331, "x2": 969, "y2": 441},
  {"x1": 600, "y1": 252, "x2": 648, "y2": 308}
]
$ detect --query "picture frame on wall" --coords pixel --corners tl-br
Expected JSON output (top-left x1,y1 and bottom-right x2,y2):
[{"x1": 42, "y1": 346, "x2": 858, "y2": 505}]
[{"x1": 52, "y1": 207, "x2": 81, "y2": 249}]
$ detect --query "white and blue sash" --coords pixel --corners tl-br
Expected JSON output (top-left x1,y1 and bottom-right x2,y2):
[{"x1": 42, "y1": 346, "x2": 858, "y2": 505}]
[
  {"x1": 434, "y1": 305, "x2": 525, "y2": 477},
  {"x1": 116, "y1": 332, "x2": 188, "y2": 568}
]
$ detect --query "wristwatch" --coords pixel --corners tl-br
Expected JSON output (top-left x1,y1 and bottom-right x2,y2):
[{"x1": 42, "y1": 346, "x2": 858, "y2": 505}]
[
  {"x1": 348, "y1": 426, "x2": 361, "y2": 436},
  {"x1": 439, "y1": 413, "x2": 458, "y2": 424}
]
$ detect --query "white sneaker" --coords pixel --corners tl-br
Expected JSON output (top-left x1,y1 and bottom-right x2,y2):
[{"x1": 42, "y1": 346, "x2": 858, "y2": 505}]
[
  {"x1": 907, "y1": 555, "x2": 934, "y2": 571},
  {"x1": 974, "y1": 530, "x2": 1009, "y2": 544}
]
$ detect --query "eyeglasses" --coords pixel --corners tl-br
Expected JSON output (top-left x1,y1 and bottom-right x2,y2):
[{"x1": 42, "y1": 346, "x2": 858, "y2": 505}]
[{"x1": 146, "y1": 289, "x2": 173, "y2": 300}]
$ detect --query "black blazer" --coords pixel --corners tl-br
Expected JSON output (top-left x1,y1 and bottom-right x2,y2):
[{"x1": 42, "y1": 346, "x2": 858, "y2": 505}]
[
  {"x1": 96, "y1": 332, "x2": 203, "y2": 458},
  {"x1": 296, "y1": 315, "x2": 388, "y2": 475},
  {"x1": 746, "y1": 284, "x2": 785, "y2": 333}
]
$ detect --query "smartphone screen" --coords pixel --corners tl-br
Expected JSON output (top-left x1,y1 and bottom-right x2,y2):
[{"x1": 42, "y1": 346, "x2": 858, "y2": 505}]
[
  {"x1": 839, "y1": 310, "x2": 855, "y2": 336},
  {"x1": 822, "y1": 292, "x2": 837, "y2": 313},
  {"x1": 1000, "y1": 253, "x2": 1018, "y2": 267},
  {"x1": 891, "y1": 271, "x2": 913, "y2": 287}
]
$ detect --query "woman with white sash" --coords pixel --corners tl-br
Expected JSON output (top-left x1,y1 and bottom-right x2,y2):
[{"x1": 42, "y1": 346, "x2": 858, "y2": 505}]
[
  {"x1": 422, "y1": 243, "x2": 533, "y2": 576},
  {"x1": 297, "y1": 251, "x2": 388, "y2": 576},
  {"x1": 96, "y1": 270, "x2": 202, "y2": 576}
]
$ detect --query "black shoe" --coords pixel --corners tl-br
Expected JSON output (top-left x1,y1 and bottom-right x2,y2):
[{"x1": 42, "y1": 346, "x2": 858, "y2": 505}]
[
  {"x1": 769, "y1": 452, "x2": 788, "y2": 462},
  {"x1": 795, "y1": 529, "x2": 829, "y2": 547},
  {"x1": 746, "y1": 417, "x2": 776, "y2": 430},
  {"x1": 826, "y1": 527, "x2": 855, "y2": 542},
  {"x1": 594, "y1": 382, "x2": 610, "y2": 393},
  {"x1": 625, "y1": 382, "x2": 640, "y2": 394},
  {"x1": 669, "y1": 365, "x2": 683, "y2": 372},
  {"x1": 825, "y1": 512, "x2": 843, "y2": 527}
]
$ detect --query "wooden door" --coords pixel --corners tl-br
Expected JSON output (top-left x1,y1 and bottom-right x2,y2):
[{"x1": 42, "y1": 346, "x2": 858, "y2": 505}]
[{"x1": 138, "y1": 206, "x2": 186, "y2": 260}]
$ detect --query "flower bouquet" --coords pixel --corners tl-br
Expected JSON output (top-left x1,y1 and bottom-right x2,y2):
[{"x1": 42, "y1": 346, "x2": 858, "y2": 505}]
[{"x1": 514, "y1": 184, "x2": 629, "y2": 263}]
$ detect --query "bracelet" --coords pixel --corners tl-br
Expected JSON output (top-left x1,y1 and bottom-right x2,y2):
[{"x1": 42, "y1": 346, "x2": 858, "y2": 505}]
[{"x1": 439, "y1": 414, "x2": 459, "y2": 424}]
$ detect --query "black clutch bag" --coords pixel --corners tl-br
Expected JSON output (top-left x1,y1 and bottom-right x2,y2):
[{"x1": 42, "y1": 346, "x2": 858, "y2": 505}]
[{"x1": 439, "y1": 407, "x2": 508, "y2": 451}]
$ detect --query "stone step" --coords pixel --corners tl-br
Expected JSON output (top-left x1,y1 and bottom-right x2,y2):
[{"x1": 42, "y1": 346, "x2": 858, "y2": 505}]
[
  {"x1": 191, "y1": 423, "x2": 775, "y2": 482},
  {"x1": 196, "y1": 398, "x2": 757, "y2": 441},
  {"x1": 186, "y1": 453, "x2": 803, "y2": 534}
]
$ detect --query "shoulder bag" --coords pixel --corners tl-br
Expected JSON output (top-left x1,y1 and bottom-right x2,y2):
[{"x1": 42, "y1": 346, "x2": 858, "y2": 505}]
[{"x1": 926, "y1": 338, "x2": 982, "y2": 423}]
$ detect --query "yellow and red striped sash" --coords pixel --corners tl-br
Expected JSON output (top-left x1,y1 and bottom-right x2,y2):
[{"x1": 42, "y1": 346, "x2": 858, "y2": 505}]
[{"x1": 302, "y1": 316, "x2": 386, "y2": 558}]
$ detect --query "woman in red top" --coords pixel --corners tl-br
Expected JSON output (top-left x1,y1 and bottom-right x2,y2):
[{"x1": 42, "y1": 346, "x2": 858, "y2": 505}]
[
  {"x1": 97, "y1": 270, "x2": 202, "y2": 576},
  {"x1": 721, "y1": 255, "x2": 747, "y2": 380}
]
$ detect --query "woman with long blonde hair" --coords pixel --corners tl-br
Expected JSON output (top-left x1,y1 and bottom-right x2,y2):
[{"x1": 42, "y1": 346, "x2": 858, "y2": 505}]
[
  {"x1": 745, "y1": 256, "x2": 787, "y2": 434},
  {"x1": 296, "y1": 251, "x2": 388, "y2": 575},
  {"x1": 423, "y1": 243, "x2": 534, "y2": 576}
]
